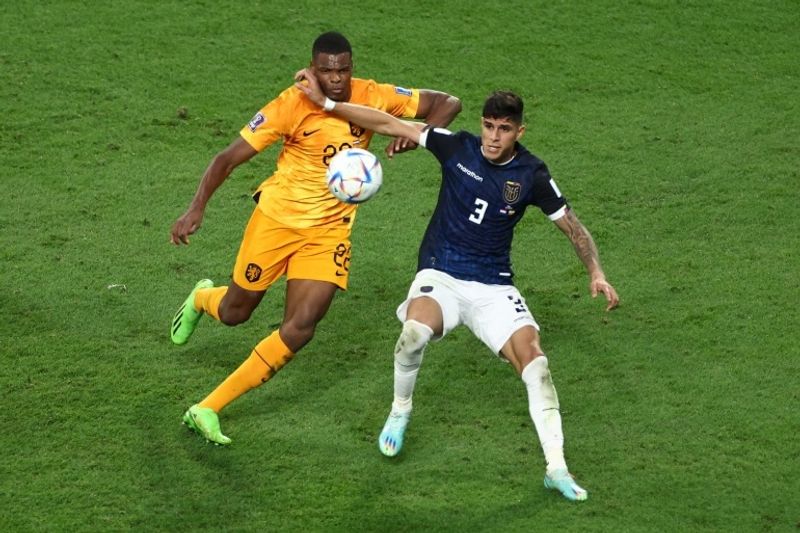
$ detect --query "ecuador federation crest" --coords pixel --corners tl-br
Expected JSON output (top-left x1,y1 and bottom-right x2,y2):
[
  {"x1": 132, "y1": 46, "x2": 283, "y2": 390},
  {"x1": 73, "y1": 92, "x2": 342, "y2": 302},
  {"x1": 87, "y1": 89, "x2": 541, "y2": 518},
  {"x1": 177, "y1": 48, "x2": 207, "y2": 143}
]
[{"x1": 503, "y1": 181, "x2": 522, "y2": 204}]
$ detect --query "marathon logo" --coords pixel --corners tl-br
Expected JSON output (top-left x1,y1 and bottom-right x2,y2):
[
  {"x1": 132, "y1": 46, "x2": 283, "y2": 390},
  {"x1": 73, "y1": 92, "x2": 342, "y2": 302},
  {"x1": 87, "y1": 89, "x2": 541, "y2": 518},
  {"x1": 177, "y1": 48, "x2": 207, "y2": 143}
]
[{"x1": 457, "y1": 162, "x2": 484, "y2": 182}]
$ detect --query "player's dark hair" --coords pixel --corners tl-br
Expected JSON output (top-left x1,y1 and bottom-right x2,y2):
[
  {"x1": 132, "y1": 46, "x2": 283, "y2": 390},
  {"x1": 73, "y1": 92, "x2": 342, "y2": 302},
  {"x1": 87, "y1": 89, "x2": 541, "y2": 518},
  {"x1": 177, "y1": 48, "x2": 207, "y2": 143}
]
[
  {"x1": 312, "y1": 31, "x2": 352, "y2": 58},
  {"x1": 482, "y1": 91, "x2": 524, "y2": 124}
]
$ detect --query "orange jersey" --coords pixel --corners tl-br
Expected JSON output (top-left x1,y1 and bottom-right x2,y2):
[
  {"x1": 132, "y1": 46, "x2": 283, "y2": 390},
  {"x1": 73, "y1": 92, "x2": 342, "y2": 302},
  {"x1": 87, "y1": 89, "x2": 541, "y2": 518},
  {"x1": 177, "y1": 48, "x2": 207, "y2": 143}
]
[{"x1": 240, "y1": 78, "x2": 421, "y2": 229}]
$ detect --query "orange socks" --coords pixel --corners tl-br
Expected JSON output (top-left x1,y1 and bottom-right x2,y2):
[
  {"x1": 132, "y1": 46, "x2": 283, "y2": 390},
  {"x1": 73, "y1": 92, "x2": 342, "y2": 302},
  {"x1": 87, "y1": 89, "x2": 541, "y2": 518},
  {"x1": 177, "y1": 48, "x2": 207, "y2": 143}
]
[
  {"x1": 194, "y1": 286, "x2": 227, "y2": 321},
  {"x1": 199, "y1": 331, "x2": 295, "y2": 413}
]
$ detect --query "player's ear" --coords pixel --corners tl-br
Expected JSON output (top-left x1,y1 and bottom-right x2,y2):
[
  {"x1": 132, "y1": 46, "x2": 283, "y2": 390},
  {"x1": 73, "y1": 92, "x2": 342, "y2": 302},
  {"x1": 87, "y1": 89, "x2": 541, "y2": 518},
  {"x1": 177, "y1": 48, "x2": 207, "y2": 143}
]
[{"x1": 516, "y1": 124, "x2": 526, "y2": 140}]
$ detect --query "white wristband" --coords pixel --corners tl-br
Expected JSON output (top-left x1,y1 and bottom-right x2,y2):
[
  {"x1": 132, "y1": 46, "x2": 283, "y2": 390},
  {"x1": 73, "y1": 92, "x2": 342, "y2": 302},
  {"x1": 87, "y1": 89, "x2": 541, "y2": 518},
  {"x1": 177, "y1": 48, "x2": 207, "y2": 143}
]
[{"x1": 323, "y1": 97, "x2": 336, "y2": 111}]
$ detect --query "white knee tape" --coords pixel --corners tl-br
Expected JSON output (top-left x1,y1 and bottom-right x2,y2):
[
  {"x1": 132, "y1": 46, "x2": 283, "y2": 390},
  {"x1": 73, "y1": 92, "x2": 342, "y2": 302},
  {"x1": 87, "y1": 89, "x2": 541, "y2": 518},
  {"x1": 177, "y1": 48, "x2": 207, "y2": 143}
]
[
  {"x1": 394, "y1": 320, "x2": 433, "y2": 369},
  {"x1": 521, "y1": 356, "x2": 560, "y2": 410}
]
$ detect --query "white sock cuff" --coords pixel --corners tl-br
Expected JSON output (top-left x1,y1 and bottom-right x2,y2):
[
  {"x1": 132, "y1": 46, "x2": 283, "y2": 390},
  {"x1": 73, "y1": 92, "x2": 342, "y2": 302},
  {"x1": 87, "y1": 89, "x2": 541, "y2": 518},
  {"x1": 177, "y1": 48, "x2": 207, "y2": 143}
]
[
  {"x1": 404, "y1": 319, "x2": 434, "y2": 340},
  {"x1": 394, "y1": 319, "x2": 433, "y2": 370},
  {"x1": 521, "y1": 355, "x2": 549, "y2": 385}
]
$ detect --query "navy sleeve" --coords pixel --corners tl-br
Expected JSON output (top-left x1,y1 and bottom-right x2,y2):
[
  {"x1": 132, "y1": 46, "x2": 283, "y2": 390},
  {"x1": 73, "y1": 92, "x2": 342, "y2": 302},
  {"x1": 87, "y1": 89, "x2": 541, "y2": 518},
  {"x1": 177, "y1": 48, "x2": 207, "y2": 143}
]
[
  {"x1": 529, "y1": 163, "x2": 568, "y2": 217},
  {"x1": 421, "y1": 128, "x2": 464, "y2": 165}
]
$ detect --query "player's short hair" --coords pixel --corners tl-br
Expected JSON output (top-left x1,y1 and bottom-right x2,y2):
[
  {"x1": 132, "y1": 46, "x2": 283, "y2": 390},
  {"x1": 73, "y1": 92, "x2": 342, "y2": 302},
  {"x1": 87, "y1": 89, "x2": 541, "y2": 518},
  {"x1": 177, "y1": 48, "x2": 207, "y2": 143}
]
[
  {"x1": 312, "y1": 31, "x2": 352, "y2": 58},
  {"x1": 482, "y1": 91, "x2": 524, "y2": 124}
]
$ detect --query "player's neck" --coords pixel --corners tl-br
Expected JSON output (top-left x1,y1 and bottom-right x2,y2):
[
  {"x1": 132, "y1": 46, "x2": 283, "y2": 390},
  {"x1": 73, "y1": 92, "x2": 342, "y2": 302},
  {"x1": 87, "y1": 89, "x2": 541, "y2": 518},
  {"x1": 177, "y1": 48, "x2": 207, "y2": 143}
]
[{"x1": 481, "y1": 147, "x2": 517, "y2": 166}]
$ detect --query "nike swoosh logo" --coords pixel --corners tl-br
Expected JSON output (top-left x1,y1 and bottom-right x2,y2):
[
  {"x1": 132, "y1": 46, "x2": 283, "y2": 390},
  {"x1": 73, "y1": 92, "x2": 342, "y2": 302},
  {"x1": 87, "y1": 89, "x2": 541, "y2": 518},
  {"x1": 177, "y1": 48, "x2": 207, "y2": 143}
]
[{"x1": 303, "y1": 129, "x2": 320, "y2": 137}]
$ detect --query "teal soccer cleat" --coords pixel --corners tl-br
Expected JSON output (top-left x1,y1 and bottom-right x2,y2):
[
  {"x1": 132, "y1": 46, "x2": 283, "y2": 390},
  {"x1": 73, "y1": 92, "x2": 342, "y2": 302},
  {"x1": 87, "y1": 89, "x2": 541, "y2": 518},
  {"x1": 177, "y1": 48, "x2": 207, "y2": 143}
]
[
  {"x1": 170, "y1": 279, "x2": 213, "y2": 345},
  {"x1": 182, "y1": 404, "x2": 231, "y2": 445},
  {"x1": 378, "y1": 409, "x2": 411, "y2": 457},
  {"x1": 544, "y1": 469, "x2": 588, "y2": 501}
]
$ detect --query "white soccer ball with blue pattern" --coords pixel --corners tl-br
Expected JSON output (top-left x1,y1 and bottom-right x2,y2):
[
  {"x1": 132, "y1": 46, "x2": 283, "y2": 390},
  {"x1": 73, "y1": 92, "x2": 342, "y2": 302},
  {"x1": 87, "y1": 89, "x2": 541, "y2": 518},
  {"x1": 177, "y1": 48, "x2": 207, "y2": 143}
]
[{"x1": 326, "y1": 148, "x2": 383, "y2": 204}]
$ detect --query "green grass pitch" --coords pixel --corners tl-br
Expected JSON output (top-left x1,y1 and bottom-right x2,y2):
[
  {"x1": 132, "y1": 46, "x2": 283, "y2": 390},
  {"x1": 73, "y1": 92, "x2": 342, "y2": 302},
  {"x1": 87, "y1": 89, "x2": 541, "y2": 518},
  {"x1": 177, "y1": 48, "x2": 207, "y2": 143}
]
[{"x1": 1, "y1": 1, "x2": 798, "y2": 530}]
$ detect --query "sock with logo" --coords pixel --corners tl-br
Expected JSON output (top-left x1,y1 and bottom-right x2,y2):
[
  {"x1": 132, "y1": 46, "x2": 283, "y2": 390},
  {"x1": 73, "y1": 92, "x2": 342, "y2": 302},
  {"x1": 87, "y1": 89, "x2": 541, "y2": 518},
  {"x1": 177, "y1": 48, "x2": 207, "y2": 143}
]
[{"x1": 199, "y1": 331, "x2": 295, "y2": 412}]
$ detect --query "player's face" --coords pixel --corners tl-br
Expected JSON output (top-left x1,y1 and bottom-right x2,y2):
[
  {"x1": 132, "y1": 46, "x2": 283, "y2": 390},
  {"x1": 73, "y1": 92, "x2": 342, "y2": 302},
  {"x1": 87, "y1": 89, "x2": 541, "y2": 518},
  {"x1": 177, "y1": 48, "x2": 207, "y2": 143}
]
[
  {"x1": 310, "y1": 52, "x2": 353, "y2": 102},
  {"x1": 480, "y1": 116, "x2": 525, "y2": 164}
]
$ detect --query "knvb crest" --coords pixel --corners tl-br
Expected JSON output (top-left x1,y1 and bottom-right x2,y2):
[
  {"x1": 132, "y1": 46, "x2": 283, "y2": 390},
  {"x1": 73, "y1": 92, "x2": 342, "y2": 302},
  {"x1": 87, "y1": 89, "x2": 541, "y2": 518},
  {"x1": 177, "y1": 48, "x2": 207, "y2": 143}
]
[
  {"x1": 349, "y1": 122, "x2": 365, "y2": 137},
  {"x1": 245, "y1": 263, "x2": 262, "y2": 282},
  {"x1": 503, "y1": 181, "x2": 522, "y2": 204}
]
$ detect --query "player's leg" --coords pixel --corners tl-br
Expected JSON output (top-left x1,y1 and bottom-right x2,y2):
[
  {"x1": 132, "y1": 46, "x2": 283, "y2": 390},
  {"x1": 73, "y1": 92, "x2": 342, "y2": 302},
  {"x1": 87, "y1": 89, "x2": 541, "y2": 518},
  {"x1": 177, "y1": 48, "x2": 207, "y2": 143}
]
[
  {"x1": 185, "y1": 281, "x2": 337, "y2": 443},
  {"x1": 183, "y1": 226, "x2": 348, "y2": 444},
  {"x1": 378, "y1": 296, "x2": 440, "y2": 457},
  {"x1": 181, "y1": 286, "x2": 282, "y2": 445},
  {"x1": 181, "y1": 213, "x2": 299, "y2": 444},
  {"x1": 184, "y1": 324, "x2": 296, "y2": 445},
  {"x1": 502, "y1": 330, "x2": 565, "y2": 468},
  {"x1": 501, "y1": 328, "x2": 587, "y2": 502},
  {"x1": 379, "y1": 270, "x2": 459, "y2": 457},
  {"x1": 394, "y1": 296, "x2": 442, "y2": 411},
  {"x1": 466, "y1": 284, "x2": 586, "y2": 501},
  {"x1": 170, "y1": 207, "x2": 278, "y2": 345},
  {"x1": 279, "y1": 278, "x2": 339, "y2": 350},
  {"x1": 171, "y1": 281, "x2": 265, "y2": 344}
]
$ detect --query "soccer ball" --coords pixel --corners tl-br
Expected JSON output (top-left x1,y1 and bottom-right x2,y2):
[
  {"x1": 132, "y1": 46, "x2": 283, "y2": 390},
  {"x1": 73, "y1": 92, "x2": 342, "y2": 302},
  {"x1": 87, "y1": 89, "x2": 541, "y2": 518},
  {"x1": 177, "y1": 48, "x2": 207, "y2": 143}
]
[{"x1": 326, "y1": 148, "x2": 383, "y2": 204}]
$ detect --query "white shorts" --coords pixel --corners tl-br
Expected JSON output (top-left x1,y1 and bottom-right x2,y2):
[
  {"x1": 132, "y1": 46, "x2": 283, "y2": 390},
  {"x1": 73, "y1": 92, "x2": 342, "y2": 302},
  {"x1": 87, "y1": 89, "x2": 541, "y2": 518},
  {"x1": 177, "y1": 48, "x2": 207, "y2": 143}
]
[{"x1": 396, "y1": 269, "x2": 539, "y2": 356}]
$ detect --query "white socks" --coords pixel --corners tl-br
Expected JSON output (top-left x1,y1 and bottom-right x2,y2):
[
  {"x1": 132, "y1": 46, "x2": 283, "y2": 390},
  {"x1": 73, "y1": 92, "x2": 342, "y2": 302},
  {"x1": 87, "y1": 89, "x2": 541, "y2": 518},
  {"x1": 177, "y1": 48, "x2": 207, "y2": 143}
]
[
  {"x1": 521, "y1": 356, "x2": 567, "y2": 473},
  {"x1": 391, "y1": 326, "x2": 569, "y2": 474},
  {"x1": 392, "y1": 320, "x2": 433, "y2": 413}
]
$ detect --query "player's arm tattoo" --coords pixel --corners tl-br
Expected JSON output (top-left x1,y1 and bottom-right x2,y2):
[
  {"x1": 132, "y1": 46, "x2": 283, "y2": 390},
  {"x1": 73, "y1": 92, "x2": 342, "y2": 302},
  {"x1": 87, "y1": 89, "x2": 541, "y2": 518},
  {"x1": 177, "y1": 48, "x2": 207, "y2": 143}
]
[{"x1": 555, "y1": 209, "x2": 604, "y2": 279}]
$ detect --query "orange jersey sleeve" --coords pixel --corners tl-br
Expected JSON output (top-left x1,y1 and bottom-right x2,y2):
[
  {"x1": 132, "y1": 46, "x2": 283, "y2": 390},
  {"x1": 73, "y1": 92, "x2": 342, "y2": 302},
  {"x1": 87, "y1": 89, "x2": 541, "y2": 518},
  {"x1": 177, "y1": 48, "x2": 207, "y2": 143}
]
[{"x1": 239, "y1": 78, "x2": 420, "y2": 229}]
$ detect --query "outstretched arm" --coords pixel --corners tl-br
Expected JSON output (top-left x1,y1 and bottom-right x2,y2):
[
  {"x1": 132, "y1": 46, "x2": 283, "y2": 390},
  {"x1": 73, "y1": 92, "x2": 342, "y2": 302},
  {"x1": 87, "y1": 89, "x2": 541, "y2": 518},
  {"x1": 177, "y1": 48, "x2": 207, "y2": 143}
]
[
  {"x1": 553, "y1": 208, "x2": 620, "y2": 310},
  {"x1": 170, "y1": 137, "x2": 257, "y2": 245},
  {"x1": 295, "y1": 68, "x2": 428, "y2": 146}
]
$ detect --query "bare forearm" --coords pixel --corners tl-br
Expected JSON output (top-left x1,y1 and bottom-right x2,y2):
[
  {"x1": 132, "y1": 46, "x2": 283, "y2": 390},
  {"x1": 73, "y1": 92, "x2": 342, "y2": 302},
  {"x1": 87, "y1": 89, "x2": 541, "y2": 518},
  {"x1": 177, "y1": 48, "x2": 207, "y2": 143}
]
[
  {"x1": 558, "y1": 210, "x2": 606, "y2": 280},
  {"x1": 188, "y1": 155, "x2": 234, "y2": 210},
  {"x1": 171, "y1": 137, "x2": 255, "y2": 245},
  {"x1": 553, "y1": 208, "x2": 619, "y2": 309},
  {"x1": 572, "y1": 229, "x2": 604, "y2": 280},
  {"x1": 188, "y1": 135, "x2": 258, "y2": 211}
]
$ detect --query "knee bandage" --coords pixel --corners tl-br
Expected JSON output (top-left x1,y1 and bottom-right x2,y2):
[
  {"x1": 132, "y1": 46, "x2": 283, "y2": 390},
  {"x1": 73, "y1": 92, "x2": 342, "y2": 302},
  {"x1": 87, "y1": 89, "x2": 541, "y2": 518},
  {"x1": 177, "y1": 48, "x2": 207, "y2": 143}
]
[{"x1": 394, "y1": 320, "x2": 433, "y2": 370}]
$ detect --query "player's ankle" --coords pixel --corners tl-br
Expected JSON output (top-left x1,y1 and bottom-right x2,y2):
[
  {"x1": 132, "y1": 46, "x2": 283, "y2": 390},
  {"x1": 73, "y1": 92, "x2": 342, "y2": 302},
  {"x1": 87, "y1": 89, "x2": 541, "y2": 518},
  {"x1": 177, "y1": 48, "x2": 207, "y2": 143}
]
[{"x1": 392, "y1": 398, "x2": 412, "y2": 413}]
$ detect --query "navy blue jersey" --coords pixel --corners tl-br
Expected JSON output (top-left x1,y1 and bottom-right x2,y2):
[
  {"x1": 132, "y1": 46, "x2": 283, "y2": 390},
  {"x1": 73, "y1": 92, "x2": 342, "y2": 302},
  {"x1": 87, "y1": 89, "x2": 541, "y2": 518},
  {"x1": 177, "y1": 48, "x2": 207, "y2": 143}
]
[{"x1": 417, "y1": 128, "x2": 568, "y2": 285}]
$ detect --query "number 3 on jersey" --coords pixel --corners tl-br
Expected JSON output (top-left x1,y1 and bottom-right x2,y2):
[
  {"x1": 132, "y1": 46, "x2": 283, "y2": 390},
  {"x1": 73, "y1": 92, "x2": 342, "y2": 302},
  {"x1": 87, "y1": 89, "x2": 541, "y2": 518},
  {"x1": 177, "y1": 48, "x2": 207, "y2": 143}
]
[{"x1": 469, "y1": 198, "x2": 488, "y2": 224}]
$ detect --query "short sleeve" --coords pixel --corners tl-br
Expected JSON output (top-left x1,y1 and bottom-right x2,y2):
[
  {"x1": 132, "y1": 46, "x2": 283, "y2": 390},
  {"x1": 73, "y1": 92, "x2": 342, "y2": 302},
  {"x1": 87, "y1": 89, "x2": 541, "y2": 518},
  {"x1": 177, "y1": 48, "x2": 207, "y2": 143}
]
[
  {"x1": 239, "y1": 89, "x2": 298, "y2": 151},
  {"x1": 530, "y1": 164, "x2": 568, "y2": 219},
  {"x1": 372, "y1": 83, "x2": 420, "y2": 118}
]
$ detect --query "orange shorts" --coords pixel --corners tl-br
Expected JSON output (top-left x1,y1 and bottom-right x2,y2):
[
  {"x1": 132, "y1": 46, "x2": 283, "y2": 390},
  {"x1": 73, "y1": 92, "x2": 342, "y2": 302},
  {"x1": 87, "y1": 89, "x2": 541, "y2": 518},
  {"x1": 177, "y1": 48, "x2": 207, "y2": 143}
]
[{"x1": 232, "y1": 208, "x2": 352, "y2": 291}]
